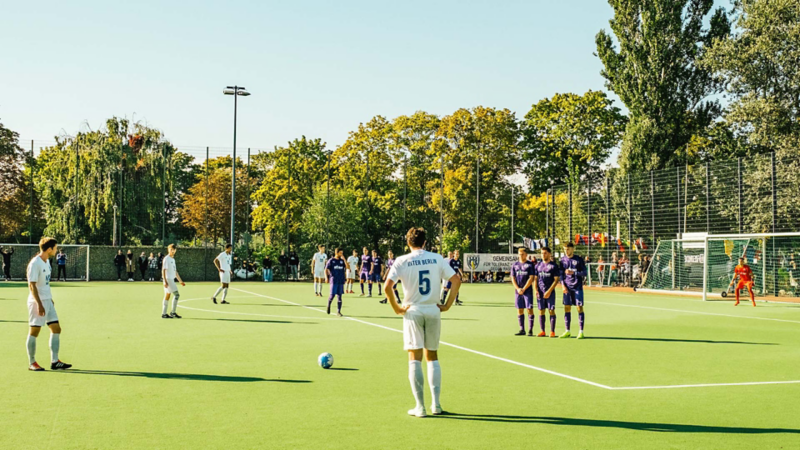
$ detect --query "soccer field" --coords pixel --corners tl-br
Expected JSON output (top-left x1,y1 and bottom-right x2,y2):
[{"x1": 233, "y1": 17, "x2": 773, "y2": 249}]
[{"x1": 1, "y1": 281, "x2": 799, "y2": 449}]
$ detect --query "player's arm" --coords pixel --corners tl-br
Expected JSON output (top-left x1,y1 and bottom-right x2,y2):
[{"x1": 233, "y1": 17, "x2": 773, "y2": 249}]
[
  {"x1": 510, "y1": 267, "x2": 520, "y2": 290},
  {"x1": 545, "y1": 275, "x2": 559, "y2": 298},
  {"x1": 176, "y1": 270, "x2": 185, "y2": 286},
  {"x1": 28, "y1": 281, "x2": 45, "y2": 316},
  {"x1": 214, "y1": 256, "x2": 222, "y2": 272},
  {"x1": 521, "y1": 274, "x2": 534, "y2": 293},
  {"x1": 440, "y1": 274, "x2": 462, "y2": 312},
  {"x1": 385, "y1": 279, "x2": 407, "y2": 314},
  {"x1": 162, "y1": 266, "x2": 169, "y2": 287}
]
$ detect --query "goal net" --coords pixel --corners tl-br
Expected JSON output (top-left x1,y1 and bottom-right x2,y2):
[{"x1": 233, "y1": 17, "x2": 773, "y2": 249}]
[
  {"x1": 638, "y1": 233, "x2": 800, "y2": 300},
  {"x1": 0, "y1": 244, "x2": 90, "y2": 281}
]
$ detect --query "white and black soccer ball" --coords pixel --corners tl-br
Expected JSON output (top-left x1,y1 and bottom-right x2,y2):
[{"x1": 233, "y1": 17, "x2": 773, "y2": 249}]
[{"x1": 318, "y1": 352, "x2": 334, "y2": 369}]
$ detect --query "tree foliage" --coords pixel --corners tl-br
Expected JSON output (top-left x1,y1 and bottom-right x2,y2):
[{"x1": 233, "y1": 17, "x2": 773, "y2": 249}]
[{"x1": 0, "y1": 121, "x2": 28, "y2": 241}]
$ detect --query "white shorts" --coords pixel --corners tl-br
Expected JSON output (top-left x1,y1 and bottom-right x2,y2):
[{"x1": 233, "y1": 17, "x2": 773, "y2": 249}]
[
  {"x1": 314, "y1": 269, "x2": 326, "y2": 279},
  {"x1": 348, "y1": 269, "x2": 357, "y2": 280},
  {"x1": 28, "y1": 298, "x2": 58, "y2": 327},
  {"x1": 164, "y1": 280, "x2": 179, "y2": 294},
  {"x1": 219, "y1": 271, "x2": 231, "y2": 284},
  {"x1": 403, "y1": 306, "x2": 441, "y2": 351}
]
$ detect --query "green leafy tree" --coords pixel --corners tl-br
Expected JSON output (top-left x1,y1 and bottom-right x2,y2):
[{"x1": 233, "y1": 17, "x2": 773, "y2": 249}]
[
  {"x1": 0, "y1": 121, "x2": 28, "y2": 241},
  {"x1": 522, "y1": 91, "x2": 626, "y2": 192},
  {"x1": 596, "y1": 0, "x2": 731, "y2": 171}
]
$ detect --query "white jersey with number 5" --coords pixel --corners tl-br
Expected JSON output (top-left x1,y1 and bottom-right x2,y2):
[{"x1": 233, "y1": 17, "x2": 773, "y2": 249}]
[{"x1": 387, "y1": 249, "x2": 455, "y2": 308}]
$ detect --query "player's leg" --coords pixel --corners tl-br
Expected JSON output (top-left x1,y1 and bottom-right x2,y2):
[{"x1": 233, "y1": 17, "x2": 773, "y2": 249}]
[
  {"x1": 561, "y1": 299, "x2": 572, "y2": 339},
  {"x1": 212, "y1": 282, "x2": 223, "y2": 304},
  {"x1": 359, "y1": 273, "x2": 366, "y2": 296},
  {"x1": 536, "y1": 292, "x2": 547, "y2": 336},
  {"x1": 404, "y1": 310, "x2": 426, "y2": 417},
  {"x1": 336, "y1": 284, "x2": 344, "y2": 316},
  {"x1": 526, "y1": 307, "x2": 535, "y2": 336},
  {"x1": 734, "y1": 281, "x2": 742, "y2": 306},
  {"x1": 170, "y1": 289, "x2": 182, "y2": 318},
  {"x1": 27, "y1": 323, "x2": 42, "y2": 370},
  {"x1": 220, "y1": 282, "x2": 230, "y2": 304},
  {"x1": 47, "y1": 321, "x2": 70, "y2": 369},
  {"x1": 162, "y1": 292, "x2": 171, "y2": 318},
  {"x1": 575, "y1": 291, "x2": 585, "y2": 338},
  {"x1": 423, "y1": 309, "x2": 443, "y2": 414},
  {"x1": 747, "y1": 282, "x2": 756, "y2": 306},
  {"x1": 515, "y1": 303, "x2": 526, "y2": 336},
  {"x1": 326, "y1": 282, "x2": 335, "y2": 314},
  {"x1": 547, "y1": 296, "x2": 557, "y2": 337}
]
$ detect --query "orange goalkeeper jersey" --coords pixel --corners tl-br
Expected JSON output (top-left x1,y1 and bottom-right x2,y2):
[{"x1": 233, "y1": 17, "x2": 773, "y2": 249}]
[{"x1": 735, "y1": 264, "x2": 753, "y2": 283}]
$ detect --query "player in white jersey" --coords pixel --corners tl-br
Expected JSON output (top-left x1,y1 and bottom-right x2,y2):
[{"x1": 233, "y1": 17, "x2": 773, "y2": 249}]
[
  {"x1": 212, "y1": 244, "x2": 234, "y2": 304},
  {"x1": 440, "y1": 251, "x2": 453, "y2": 304},
  {"x1": 26, "y1": 237, "x2": 72, "y2": 371},
  {"x1": 311, "y1": 245, "x2": 328, "y2": 297},
  {"x1": 385, "y1": 227, "x2": 461, "y2": 418},
  {"x1": 346, "y1": 250, "x2": 359, "y2": 294},
  {"x1": 161, "y1": 244, "x2": 185, "y2": 319}
]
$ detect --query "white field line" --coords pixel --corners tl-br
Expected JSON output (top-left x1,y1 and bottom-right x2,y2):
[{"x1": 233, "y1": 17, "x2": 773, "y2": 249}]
[
  {"x1": 230, "y1": 288, "x2": 613, "y2": 390},
  {"x1": 592, "y1": 301, "x2": 800, "y2": 325},
  {"x1": 187, "y1": 288, "x2": 800, "y2": 391},
  {"x1": 178, "y1": 297, "x2": 340, "y2": 321}
]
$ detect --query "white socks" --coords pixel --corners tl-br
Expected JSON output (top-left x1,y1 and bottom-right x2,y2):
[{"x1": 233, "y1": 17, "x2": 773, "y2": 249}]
[
  {"x1": 408, "y1": 361, "x2": 425, "y2": 408},
  {"x1": 50, "y1": 333, "x2": 60, "y2": 363},
  {"x1": 428, "y1": 360, "x2": 441, "y2": 408},
  {"x1": 221, "y1": 288, "x2": 228, "y2": 302},
  {"x1": 213, "y1": 286, "x2": 223, "y2": 299},
  {"x1": 171, "y1": 294, "x2": 179, "y2": 314},
  {"x1": 26, "y1": 335, "x2": 36, "y2": 364},
  {"x1": 314, "y1": 280, "x2": 319, "y2": 294},
  {"x1": 162, "y1": 300, "x2": 169, "y2": 315}
]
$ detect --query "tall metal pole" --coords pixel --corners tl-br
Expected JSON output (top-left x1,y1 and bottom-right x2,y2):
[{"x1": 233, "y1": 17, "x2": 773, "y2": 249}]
[
  {"x1": 403, "y1": 157, "x2": 408, "y2": 240},
  {"x1": 230, "y1": 87, "x2": 238, "y2": 246},
  {"x1": 440, "y1": 153, "x2": 444, "y2": 247},
  {"x1": 587, "y1": 181, "x2": 592, "y2": 260},
  {"x1": 627, "y1": 173, "x2": 632, "y2": 246},
  {"x1": 475, "y1": 157, "x2": 479, "y2": 254},
  {"x1": 205, "y1": 146, "x2": 209, "y2": 248},
  {"x1": 705, "y1": 162, "x2": 710, "y2": 233},
  {"x1": 246, "y1": 147, "x2": 251, "y2": 236},
  {"x1": 510, "y1": 185, "x2": 514, "y2": 254},
  {"x1": 676, "y1": 167, "x2": 681, "y2": 239},
  {"x1": 568, "y1": 182, "x2": 573, "y2": 241},
  {"x1": 29, "y1": 140, "x2": 34, "y2": 243},
  {"x1": 161, "y1": 143, "x2": 166, "y2": 243},
  {"x1": 546, "y1": 188, "x2": 550, "y2": 241},
  {"x1": 737, "y1": 157, "x2": 743, "y2": 234},
  {"x1": 551, "y1": 188, "x2": 556, "y2": 243},
  {"x1": 771, "y1": 151, "x2": 778, "y2": 296},
  {"x1": 605, "y1": 175, "x2": 611, "y2": 262},
  {"x1": 326, "y1": 150, "x2": 331, "y2": 250},
  {"x1": 651, "y1": 171, "x2": 655, "y2": 250}
]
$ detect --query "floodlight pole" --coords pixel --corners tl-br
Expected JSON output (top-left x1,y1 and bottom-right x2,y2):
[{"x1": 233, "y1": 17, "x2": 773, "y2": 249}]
[{"x1": 224, "y1": 85, "x2": 250, "y2": 248}]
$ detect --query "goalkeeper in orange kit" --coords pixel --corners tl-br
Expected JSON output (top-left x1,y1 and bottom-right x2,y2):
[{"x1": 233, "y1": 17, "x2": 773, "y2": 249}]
[{"x1": 729, "y1": 257, "x2": 756, "y2": 307}]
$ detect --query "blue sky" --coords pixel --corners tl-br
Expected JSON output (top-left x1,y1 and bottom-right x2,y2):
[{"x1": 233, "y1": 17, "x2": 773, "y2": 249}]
[{"x1": 1, "y1": 0, "x2": 728, "y2": 160}]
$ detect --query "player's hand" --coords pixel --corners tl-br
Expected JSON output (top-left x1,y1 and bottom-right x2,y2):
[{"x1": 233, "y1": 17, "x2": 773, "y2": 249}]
[
  {"x1": 37, "y1": 303, "x2": 45, "y2": 316},
  {"x1": 180, "y1": 282, "x2": 185, "y2": 287},
  {"x1": 219, "y1": 269, "x2": 224, "y2": 273},
  {"x1": 163, "y1": 281, "x2": 169, "y2": 288},
  {"x1": 516, "y1": 288, "x2": 523, "y2": 295},
  {"x1": 396, "y1": 305, "x2": 410, "y2": 315},
  {"x1": 437, "y1": 303, "x2": 450, "y2": 312},
  {"x1": 565, "y1": 269, "x2": 574, "y2": 275}
]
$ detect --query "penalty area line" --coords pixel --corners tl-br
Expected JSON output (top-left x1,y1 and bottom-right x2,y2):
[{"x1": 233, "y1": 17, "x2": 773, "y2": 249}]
[
  {"x1": 231, "y1": 287, "x2": 613, "y2": 390},
  {"x1": 593, "y1": 301, "x2": 800, "y2": 325}
]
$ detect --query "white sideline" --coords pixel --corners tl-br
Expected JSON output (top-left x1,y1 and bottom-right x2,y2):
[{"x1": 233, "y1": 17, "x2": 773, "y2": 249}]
[
  {"x1": 592, "y1": 301, "x2": 800, "y2": 325},
  {"x1": 183, "y1": 287, "x2": 800, "y2": 391}
]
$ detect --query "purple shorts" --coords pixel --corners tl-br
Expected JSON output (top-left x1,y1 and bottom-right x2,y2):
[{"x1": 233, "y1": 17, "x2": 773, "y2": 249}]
[
  {"x1": 515, "y1": 293, "x2": 534, "y2": 309},
  {"x1": 536, "y1": 290, "x2": 556, "y2": 311},
  {"x1": 329, "y1": 283, "x2": 344, "y2": 296},
  {"x1": 562, "y1": 288, "x2": 584, "y2": 307},
  {"x1": 360, "y1": 271, "x2": 369, "y2": 281}
]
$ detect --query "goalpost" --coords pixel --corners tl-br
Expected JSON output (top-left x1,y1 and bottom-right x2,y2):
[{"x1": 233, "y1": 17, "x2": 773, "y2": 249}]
[
  {"x1": 637, "y1": 232, "x2": 800, "y2": 301},
  {"x1": 0, "y1": 244, "x2": 90, "y2": 281}
]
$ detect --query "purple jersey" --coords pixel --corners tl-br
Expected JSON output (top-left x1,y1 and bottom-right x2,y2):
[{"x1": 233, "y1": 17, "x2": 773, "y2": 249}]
[
  {"x1": 360, "y1": 255, "x2": 372, "y2": 273},
  {"x1": 449, "y1": 258, "x2": 462, "y2": 272},
  {"x1": 326, "y1": 257, "x2": 347, "y2": 284},
  {"x1": 559, "y1": 254, "x2": 586, "y2": 290},
  {"x1": 372, "y1": 256, "x2": 383, "y2": 274},
  {"x1": 511, "y1": 260, "x2": 535, "y2": 295},
  {"x1": 386, "y1": 258, "x2": 395, "y2": 270},
  {"x1": 535, "y1": 260, "x2": 560, "y2": 293}
]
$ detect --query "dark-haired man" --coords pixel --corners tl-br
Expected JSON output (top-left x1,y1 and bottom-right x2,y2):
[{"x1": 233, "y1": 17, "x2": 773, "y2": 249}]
[
  {"x1": 26, "y1": 237, "x2": 71, "y2": 371},
  {"x1": 559, "y1": 242, "x2": 586, "y2": 339},
  {"x1": 385, "y1": 227, "x2": 461, "y2": 418},
  {"x1": 511, "y1": 247, "x2": 536, "y2": 336},
  {"x1": 325, "y1": 248, "x2": 347, "y2": 316},
  {"x1": 212, "y1": 244, "x2": 233, "y2": 304},
  {"x1": 535, "y1": 247, "x2": 560, "y2": 338}
]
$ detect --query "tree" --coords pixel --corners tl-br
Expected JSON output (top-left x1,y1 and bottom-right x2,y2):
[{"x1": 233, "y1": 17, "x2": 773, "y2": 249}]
[
  {"x1": 596, "y1": 0, "x2": 731, "y2": 171},
  {"x1": 0, "y1": 121, "x2": 28, "y2": 241},
  {"x1": 522, "y1": 91, "x2": 626, "y2": 192}
]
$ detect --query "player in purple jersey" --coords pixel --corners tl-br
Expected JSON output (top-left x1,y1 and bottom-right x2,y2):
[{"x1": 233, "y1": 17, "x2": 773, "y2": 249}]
[
  {"x1": 379, "y1": 250, "x2": 401, "y2": 304},
  {"x1": 325, "y1": 248, "x2": 347, "y2": 316},
  {"x1": 511, "y1": 247, "x2": 536, "y2": 336},
  {"x1": 534, "y1": 246, "x2": 560, "y2": 337},
  {"x1": 371, "y1": 250, "x2": 384, "y2": 296},
  {"x1": 358, "y1": 247, "x2": 373, "y2": 297},
  {"x1": 559, "y1": 242, "x2": 587, "y2": 339},
  {"x1": 440, "y1": 251, "x2": 454, "y2": 304}
]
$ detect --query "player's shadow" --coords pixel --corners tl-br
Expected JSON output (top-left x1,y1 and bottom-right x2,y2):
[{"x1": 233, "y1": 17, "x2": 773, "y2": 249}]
[
  {"x1": 347, "y1": 315, "x2": 475, "y2": 321},
  {"x1": 433, "y1": 413, "x2": 800, "y2": 434},
  {"x1": 462, "y1": 303, "x2": 513, "y2": 308},
  {"x1": 185, "y1": 318, "x2": 317, "y2": 325},
  {"x1": 0, "y1": 319, "x2": 26, "y2": 323},
  {"x1": 589, "y1": 336, "x2": 777, "y2": 345},
  {"x1": 328, "y1": 368, "x2": 358, "y2": 371},
  {"x1": 62, "y1": 369, "x2": 310, "y2": 383}
]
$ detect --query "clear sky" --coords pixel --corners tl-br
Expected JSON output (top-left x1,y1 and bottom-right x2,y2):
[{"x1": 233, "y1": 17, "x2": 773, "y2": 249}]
[{"x1": 0, "y1": 0, "x2": 727, "y2": 160}]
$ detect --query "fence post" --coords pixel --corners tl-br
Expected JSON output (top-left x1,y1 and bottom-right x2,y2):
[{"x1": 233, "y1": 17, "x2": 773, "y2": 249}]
[
  {"x1": 326, "y1": 150, "x2": 330, "y2": 250},
  {"x1": 705, "y1": 162, "x2": 710, "y2": 233},
  {"x1": 440, "y1": 153, "x2": 444, "y2": 246},
  {"x1": 546, "y1": 188, "x2": 550, "y2": 241},
  {"x1": 650, "y1": 170, "x2": 655, "y2": 252},
  {"x1": 204, "y1": 147, "x2": 209, "y2": 248},
  {"x1": 29, "y1": 140, "x2": 34, "y2": 244},
  {"x1": 587, "y1": 181, "x2": 591, "y2": 260},
  {"x1": 737, "y1": 157, "x2": 743, "y2": 234},
  {"x1": 676, "y1": 166, "x2": 681, "y2": 239},
  {"x1": 510, "y1": 185, "x2": 515, "y2": 254},
  {"x1": 247, "y1": 147, "x2": 251, "y2": 235},
  {"x1": 627, "y1": 173, "x2": 632, "y2": 247},
  {"x1": 403, "y1": 157, "x2": 407, "y2": 243},
  {"x1": 551, "y1": 186, "x2": 556, "y2": 244},
  {"x1": 475, "y1": 157, "x2": 480, "y2": 254},
  {"x1": 605, "y1": 174, "x2": 611, "y2": 263},
  {"x1": 568, "y1": 182, "x2": 573, "y2": 241},
  {"x1": 771, "y1": 151, "x2": 778, "y2": 296}
]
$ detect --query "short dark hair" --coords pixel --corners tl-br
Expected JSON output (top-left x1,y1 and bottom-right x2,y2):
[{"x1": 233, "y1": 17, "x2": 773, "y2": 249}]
[
  {"x1": 168, "y1": 244, "x2": 177, "y2": 251},
  {"x1": 39, "y1": 237, "x2": 57, "y2": 252},
  {"x1": 565, "y1": 242, "x2": 574, "y2": 249},
  {"x1": 518, "y1": 247, "x2": 527, "y2": 253},
  {"x1": 335, "y1": 247, "x2": 342, "y2": 254},
  {"x1": 225, "y1": 244, "x2": 232, "y2": 249},
  {"x1": 541, "y1": 246, "x2": 552, "y2": 253},
  {"x1": 406, "y1": 227, "x2": 426, "y2": 248}
]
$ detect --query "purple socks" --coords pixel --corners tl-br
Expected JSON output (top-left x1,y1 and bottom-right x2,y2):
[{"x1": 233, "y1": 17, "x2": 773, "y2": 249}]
[
  {"x1": 579, "y1": 312, "x2": 585, "y2": 331},
  {"x1": 368, "y1": 284, "x2": 373, "y2": 295},
  {"x1": 337, "y1": 295, "x2": 342, "y2": 312},
  {"x1": 360, "y1": 283, "x2": 364, "y2": 294},
  {"x1": 565, "y1": 312, "x2": 572, "y2": 332},
  {"x1": 518, "y1": 314, "x2": 524, "y2": 331},
  {"x1": 539, "y1": 315, "x2": 546, "y2": 332},
  {"x1": 549, "y1": 314, "x2": 556, "y2": 333},
  {"x1": 528, "y1": 314, "x2": 534, "y2": 331}
]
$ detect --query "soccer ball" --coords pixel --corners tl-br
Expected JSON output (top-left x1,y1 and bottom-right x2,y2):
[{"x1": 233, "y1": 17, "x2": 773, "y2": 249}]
[{"x1": 318, "y1": 352, "x2": 334, "y2": 369}]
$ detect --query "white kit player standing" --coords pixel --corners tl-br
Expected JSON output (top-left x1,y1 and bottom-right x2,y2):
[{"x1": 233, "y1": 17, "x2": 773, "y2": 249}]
[
  {"x1": 161, "y1": 244, "x2": 185, "y2": 319},
  {"x1": 212, "y1": 244, "x2": 234, "y2": 304},
  {"x1": 312, "y1": 245, "x2": 328, "y2": 297},
  {"x1": 346, "y1": 250, "x2": 359, "y2": 294},
  {"x1": 384, "y1": 227, "x2": 462, "y2": 418}
]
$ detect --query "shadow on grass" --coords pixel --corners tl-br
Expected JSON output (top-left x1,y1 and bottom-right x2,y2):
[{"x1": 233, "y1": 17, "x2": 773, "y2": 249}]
[
  {"x1": 328, "y1": 368, "x2": 358, "y2": 371},
  {"x1": 185, "y1": 318, "x2": 317, "y2": 325},
  {"x1": 61, "y1": 369, "x2": 310, "y2": 383},
  {"x1": 434, "y1": 413, "x2": 800, "y2": 434},
  {"x1": 589, "y1": 336, "x2": 776, "y2": 345},
  {"x1": 462, "y1": 303, "x2": 512, "y2": 308},
  {"x1": 346, "y1": 315, "x2": 476, "y2": 321},
  {"x1": 0, "y1": 319, "x2": 26, "y2": 323}
]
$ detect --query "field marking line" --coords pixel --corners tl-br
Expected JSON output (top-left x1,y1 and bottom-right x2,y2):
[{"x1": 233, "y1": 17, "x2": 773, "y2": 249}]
[
  {"x1": 611, "y1": 380, "x2": 800, "y2": 390},
  {"x1": 178, "y1": 297, "x2": 340, "y2": 321},
  {"x1": 592, "y1": 301, "x2": 800, "y2": 325},
  {"x1": 231, "y1": 288, "x2": 613, "y2": 389}
]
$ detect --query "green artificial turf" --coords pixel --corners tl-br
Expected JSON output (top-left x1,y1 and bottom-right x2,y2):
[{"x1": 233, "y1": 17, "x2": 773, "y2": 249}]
[{"x1": 1, "y1": 281, "x2": 799, "y2": 449}]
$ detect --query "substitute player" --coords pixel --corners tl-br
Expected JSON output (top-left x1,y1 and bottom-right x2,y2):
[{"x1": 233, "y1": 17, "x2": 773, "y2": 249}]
[
  {"x1": 371, "y1": 249, "x2": 384, "y2": 297},
  {"x1": 325, "y1": 248, "x2": 347, "y2": 316},
  {"x1": 535, "y1": 246, "x2": 560, "y2": 337},
  {"x1": 559, "y1": 242, "x2": 587, "y2": 339},
  {"x1": 730, "y1": 257, "x2": 757, "y2": 307},
  {"x1": 385, "y1": 227, "x2": 461, "y2": 418},
  {"x1": 311, "y1": 245, "x2": 328, "y2": 297},
  {"x1": 511, "y1": 247, "x2": 536, "y2": 336},
  {"x1": 211, "y1": 244, "x2": 233, "y2": 304},
  {"x1": 26, "y1": 237, "x2": 72, "y2": 371},
  {"x1": 161, "y1": 244, "x2": 185, "y2": 319},
  {"x1": 359, "y1": 247, "x2": 373, "y2": 297},
  {"x1": 346, "y1": 250, "x2": 360, "y2": 294},
  {"x1": 380, "y1": 250, "x2": 401, "y2": 304}
]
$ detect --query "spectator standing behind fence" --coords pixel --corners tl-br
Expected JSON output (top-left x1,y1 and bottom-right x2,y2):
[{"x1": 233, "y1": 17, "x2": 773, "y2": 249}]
[
  {"x1": 147, "y1": 252, "x2": 158, "y2": 281},
  {"x1": 289, "y1": 250, "x2": 299, "y2": 281},
  {"x1": 114, "y1": 250, "x2": 126, "y2": 281},
  {"x1": 262, "y1": 255, "x2": 273, "y2": 282},
  {"x1": 138, "y1": 252, "x2": 148, "y2": 281},
  {"x1": 157, "y1": 253, "x2": 164, "y2": 280},
  {"x1": 2, "y1": 247, "x2": 14, "y2": 281},
  {"x1": 609, "y1": 252, "x2": 619, "y2": 286},
  {"x1": 55, "y1": 250, "x2": 67, "y2": 282},
  {"x1": 279, "y1": 250, "x2": 289, "y2": 281},
  {"x1": 125, "y1": 250, "x2": 135, "y2": 281},
  {"x1": 596, "y1": 256, "x2": 605, "y2": 286}
]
